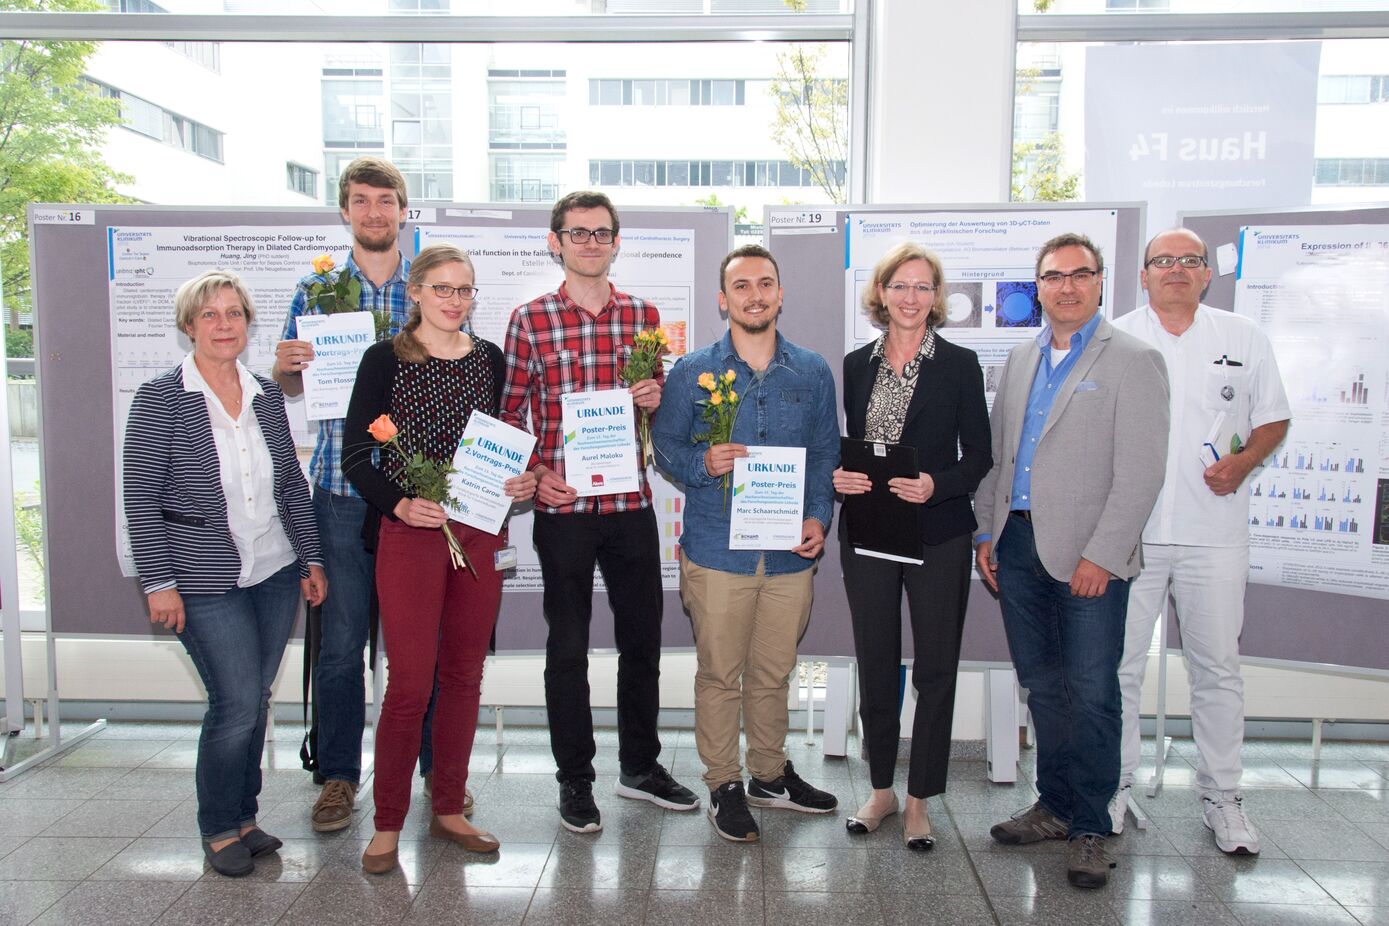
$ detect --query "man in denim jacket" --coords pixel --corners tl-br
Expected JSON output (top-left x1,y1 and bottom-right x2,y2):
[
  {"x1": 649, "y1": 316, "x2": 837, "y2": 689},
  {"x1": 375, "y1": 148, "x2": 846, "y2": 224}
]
[{"x1": 652, "y1": 244, "x2": 839, "y2": 843}]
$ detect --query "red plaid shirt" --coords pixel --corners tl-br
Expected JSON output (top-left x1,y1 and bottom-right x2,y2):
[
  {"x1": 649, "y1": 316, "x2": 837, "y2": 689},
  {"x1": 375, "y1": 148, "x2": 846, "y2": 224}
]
[{"x1": 501, "y1": 282, "x2": 663, "y2": 515}]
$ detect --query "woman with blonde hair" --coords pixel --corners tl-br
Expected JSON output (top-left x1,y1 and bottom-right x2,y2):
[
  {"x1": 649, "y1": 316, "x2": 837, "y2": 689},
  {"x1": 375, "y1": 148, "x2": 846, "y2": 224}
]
[
  {"x1": 834, "y1": 242, "x2": 991, "y2": 850},
  {"x1": 342, "y1": 243, "x2": 535, "y2": 873}
]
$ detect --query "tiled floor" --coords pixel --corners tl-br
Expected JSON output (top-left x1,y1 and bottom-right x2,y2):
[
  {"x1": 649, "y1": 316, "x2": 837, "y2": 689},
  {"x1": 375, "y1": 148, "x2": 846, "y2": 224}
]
[{"x1": 3, "y1": 722, "x2": 1388, "y2": 925}]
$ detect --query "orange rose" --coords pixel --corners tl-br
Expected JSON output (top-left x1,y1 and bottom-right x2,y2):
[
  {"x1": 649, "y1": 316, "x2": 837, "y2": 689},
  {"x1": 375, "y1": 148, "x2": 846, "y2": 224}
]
[
  {"x1": 709, "y1": 392, "x2": 723, "y2": 406},
  {"x1": 367, "y1": 414, "x2": 398, "y2": 442},
  {"x1": 697, "y1": 371, "x2": 717, "y2": 391},
  {"x1": 311, "y1": 254, "x2": 335, "y2": 275}
]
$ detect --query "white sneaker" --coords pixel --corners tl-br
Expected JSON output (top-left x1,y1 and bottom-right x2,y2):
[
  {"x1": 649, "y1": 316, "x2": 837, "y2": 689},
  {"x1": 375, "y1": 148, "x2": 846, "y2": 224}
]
[
  {"x1": 1109, "y1": 784, "x2": 1131, "y2": 835},
  {"x1": 1202, "y1": 793, "x2": 1261, "y2": 855}
]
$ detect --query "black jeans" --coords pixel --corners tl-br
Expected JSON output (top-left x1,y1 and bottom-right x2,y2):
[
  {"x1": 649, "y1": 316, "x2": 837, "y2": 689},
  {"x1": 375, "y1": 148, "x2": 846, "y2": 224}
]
[
  {"x1": 843, "y1": 532, "x2": 972, "y2": 799},
  {"x1": 534, "y1": 507, "x2": 664, "y2": 782}
]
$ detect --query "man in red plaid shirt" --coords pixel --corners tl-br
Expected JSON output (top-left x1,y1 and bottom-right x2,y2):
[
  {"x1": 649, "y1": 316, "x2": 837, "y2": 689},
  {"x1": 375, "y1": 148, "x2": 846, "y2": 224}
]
[{"x1": 501, "y1": 191, "x2": 699, "y2": 834}]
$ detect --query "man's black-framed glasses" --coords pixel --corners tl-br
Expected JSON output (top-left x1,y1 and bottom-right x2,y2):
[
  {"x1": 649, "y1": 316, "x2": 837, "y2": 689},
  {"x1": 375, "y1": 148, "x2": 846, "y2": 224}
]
[
  {"x1": 1038, "y1": 268, "x2": 1099, "y2": 288},
  {"x1": 1145, "y1": 255, "x2": 1207, "y2": 269},
  {"x1": 558, "y1": 227, "x2": 616, "y2": 244}
]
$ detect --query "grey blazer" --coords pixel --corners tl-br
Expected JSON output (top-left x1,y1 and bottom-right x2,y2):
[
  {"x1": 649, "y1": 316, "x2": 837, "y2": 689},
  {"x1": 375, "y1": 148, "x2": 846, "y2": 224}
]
[{"x1": 973, "y1": 317, "x2": 1170, "y2": 582}]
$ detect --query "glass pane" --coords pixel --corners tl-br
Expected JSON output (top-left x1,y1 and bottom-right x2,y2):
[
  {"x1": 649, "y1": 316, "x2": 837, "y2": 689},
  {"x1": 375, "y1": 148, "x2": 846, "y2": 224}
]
[
  {"x1": 1012, "y1": 38, "x2": 1389, "y2": 221},
  {"x1": 45, "y1": 0, "x2": 854, "y2": 14},
  {"x1": 1020, "y1": 0, "x2": 1389, "y2": 12}
]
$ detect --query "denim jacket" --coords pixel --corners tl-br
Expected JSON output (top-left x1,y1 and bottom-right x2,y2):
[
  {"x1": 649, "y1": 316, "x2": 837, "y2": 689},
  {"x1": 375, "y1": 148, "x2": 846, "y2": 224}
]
[{"x1": 652, "y1": 330, "x2": 839, "y2": 576}]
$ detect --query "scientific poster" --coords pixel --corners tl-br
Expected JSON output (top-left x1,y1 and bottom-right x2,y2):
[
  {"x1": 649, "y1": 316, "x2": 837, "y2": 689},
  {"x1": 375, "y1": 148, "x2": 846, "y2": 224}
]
[
  {"x1": 843, "y1": 209, "x2": 1120, "y2": 407},
  {"x1": 1234, "y1": 223, "x2": 1389, "y2": 599},
  {"x1": 108, "y1": 224, "x2": 352, "y2": 576}
]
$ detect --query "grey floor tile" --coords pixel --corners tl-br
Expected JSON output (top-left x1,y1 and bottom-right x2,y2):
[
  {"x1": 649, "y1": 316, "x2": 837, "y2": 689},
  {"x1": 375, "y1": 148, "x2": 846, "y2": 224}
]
[
  {"x1": 865, "y1": 848, "x2": 985, "y2": 896},
  {"x1": 401, "y1": 884, "x2": 533, "y2": 926},
  {"x1": 1297, "y1": 861, "x2": 1389, "y2": 909},
  {"x1": 313, "y1": 838, "x2": 445, "y2": 886},
  {"x1": 967, "y1": 849, "x2": 1075, "y2": 897},
  {"x1": 642, "y1": 889, "x2": 764, "y2": 926},
  {"x1": 756, "y1": 807, "x2": 888, "y2": 850},
  {"x1": 521, "y1": 888, "x2": 648, "y2": 926},
  {"x1": 277, "y1": 880, "x2": 418, "y2": 926},
  {"x1": 87, "y1": 838, "x2": 207, "y2": 882},
  {"x1": 0, "y1": 802, "x2": 85, "y2": 839},
  {"x1": 1225, "y1": 902, "x2": 1363, "y2": 925},
  {"x1": 425, "y1": 842, "x2": 553, "y2": 889},
  {"x1": 153, "y1": 881, "x2": 305, "y2": 926},
  {"x1": 95, "y1": 769, "x2": 196, "y2": 802},
  {"x1": 39, "y1": 801, "x2": 180, "y2": 839},
  {"x1": 1186, "y1": 857, "x2": 1337, "y2": 905},
  {"x1": 650, "y1": 844, "x2": 760, "y2": 892},
  {"x1": 762, "y1": 847, "x2": 874, "y2": 893},
  {"x1": 254, "y1": 798, "x2": 360, "y2": 840},
  {"x1": 470, "y1": 805, "x2": 562, "y2": 846},
  {"x1": 91, "y1": 723, "x2": 200, "y2": 741},
  {"x1": 1228, "y1": 761, "x2": 1308, "y2": 789},
  {"x1": 538, "y1": 843, "x2": 655, "y2": 891},
  {"x1": 1106, "y1": 821, "x2": 1185, "y2": 857},
  {"x1": 1107, "y1": 898, "x2": 1241, "y2": 926},
  {"x1": 53, "y1": 740, "x2": 171, "y2": 769},
  {"x1": 1281, "y1": 762, "x2": 1389, "y2": 791},
  {"x1": 1356, "y1": 822, "x2": 1389, "y2": 852},
  {"x1": 0, "y1": 769, "x2": 131, "y2": 802},
  {"x1": 764, "y1": 891, "x2": 884, "y2": 926},
  {"x1": 1315, "y1": 790, "x2": 1389, "y2": 824},
  {"x1": 939, "y1": 780, "x2": 1043, "y2": 817},
  {"x1": 26, "y1": 880, "x2": 186, "y2": 926},
  {"x1": 0, "y1": 835, "x2": 30, "y2": 861},
  {"x1": 1347, "y1": 908, "x2": 1389, "y2": 926},
  {"x1": 1, "y1": 838, "x2": 132, "y2": 881},
  {"x1": 987, "y1": 893, "x2": 1123, "y2": 925},
  {"x1": 877, "y1": 892, "x2": 995, "y2": 925},
  {"x1": 0, "y1": 881, "x2": 75, "y2": 926},
  {"x1": 139, "y1": 801, "x2": 201, "y2": 838},
  {"x1": 1102, "y1": 855, "x2": 1215, "y2": 901},
  {"x1": 136, "y1": 742, "x2": 199, "y2": 770},
  {"x1": 1260, "y1": 819, "x2": 1389, "y2": 861},
  {"x1": 1220, "y1": 788, "x2": 1352, "y2": 823}
]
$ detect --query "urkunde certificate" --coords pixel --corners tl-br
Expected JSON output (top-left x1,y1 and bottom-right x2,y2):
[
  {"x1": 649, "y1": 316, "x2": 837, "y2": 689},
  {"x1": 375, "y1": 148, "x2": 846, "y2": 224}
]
[
  {"x1": 561, "y1": 388, "x2": 641, "y2": 497},
  {"x1": 729, "y1": 446, "x2": 807, "y2": 550},
  {"x1": 446, "y1": 412, "x2": 537, "y2": 535},
  {"x1": 296, "y1": 312, "x2": 375, "y2": 421}
]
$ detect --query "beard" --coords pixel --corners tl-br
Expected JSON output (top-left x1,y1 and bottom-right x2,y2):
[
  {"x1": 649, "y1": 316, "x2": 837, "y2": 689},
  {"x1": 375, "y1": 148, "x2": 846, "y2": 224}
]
[
  {"x1": 354, "y1": 226, "x2": 399, "y2": 254},
  {"x1": 732, "y1": 304, "x2": 778, "y2": 334}
]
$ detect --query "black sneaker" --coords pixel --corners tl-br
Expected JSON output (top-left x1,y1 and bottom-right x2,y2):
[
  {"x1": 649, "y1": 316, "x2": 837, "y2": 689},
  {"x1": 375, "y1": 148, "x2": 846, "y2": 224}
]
[
  {"x1": 614, "y1": 763, "x2": 700, "y2": 811},
  {"x1": 708, "y1": 781, "x2": 759, "y2": 842},
  {"x1": 558, "y1": 779, "x2": 602, "y2": 834},
  {"x1": 746, "y1": 760, "x2": 838, "y2": 813}
]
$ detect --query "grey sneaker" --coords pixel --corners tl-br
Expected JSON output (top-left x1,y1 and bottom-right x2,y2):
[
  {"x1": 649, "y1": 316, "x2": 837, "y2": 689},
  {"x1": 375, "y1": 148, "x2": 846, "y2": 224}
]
[
  {"x1": 990, "y1": 801, "x2": 1069, "y2": 845},
  {"x1": 1067, "y1": 834, "x2": 1116, "y2": 889}
]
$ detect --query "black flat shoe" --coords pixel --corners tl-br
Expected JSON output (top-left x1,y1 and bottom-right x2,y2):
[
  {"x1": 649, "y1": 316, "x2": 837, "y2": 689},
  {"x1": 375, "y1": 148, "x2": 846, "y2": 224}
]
[
  {"x1": 203, "y1": 840, "x2": 253, "y2": 877},
  {"x1": 239, "y1": 827, "x2": 283, "y2": 858}
]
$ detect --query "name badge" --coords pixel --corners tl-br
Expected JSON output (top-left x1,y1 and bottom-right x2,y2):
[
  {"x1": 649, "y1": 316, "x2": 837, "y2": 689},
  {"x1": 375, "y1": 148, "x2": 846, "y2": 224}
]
[{"x1": 494, "y1": 546, "x2": 518, "y2": 571}]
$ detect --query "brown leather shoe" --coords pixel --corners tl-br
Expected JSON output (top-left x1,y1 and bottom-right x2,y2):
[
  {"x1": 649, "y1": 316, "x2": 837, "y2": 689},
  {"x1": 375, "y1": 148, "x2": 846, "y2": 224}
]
[
  {"x1": 360, "y1": 845, "x2": 399, "y2": 875},
  {"x1": 312, "y1": 780, "x2": 356, "y2": 833},
  {"x1": 429, "y1": 816, "x2": 500, "y2": 853}
]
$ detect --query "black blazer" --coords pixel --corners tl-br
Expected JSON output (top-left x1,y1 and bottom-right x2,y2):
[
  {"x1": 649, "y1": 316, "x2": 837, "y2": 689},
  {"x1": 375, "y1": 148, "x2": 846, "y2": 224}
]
[
  {"x1": 122, "y1": 364, "x2": 322, "y2": 595},
  {"x1": 840, "y1": 334, "x2": 992, "y2": 546}
]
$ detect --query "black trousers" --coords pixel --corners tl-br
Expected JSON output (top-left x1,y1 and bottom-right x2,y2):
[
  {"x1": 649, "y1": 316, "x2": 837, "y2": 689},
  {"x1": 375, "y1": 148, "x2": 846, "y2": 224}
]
[
  {"x1": 534, "y1": 507, "x2": 664, "y2": 782},
  {"x1": 842, "y1": 532, "x2": 972, "y2": 798}
]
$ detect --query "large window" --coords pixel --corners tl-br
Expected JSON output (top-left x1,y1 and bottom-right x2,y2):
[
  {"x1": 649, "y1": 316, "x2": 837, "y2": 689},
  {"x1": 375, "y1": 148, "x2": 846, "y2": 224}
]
[{"x1": 91, "y1": 80, "x2": 225, "y2": 162}]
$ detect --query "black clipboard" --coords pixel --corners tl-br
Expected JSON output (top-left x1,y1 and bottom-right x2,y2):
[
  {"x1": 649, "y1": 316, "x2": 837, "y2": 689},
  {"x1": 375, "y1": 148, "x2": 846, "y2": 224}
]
[{"x1": 839, "y1": 437, "x2": 923, "y2": 564}]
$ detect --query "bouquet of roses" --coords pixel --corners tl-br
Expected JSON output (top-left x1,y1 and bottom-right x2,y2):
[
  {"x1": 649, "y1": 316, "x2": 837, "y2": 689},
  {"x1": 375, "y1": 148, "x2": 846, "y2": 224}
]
[
  {"x1": 366, "y1": 414, "x2": 475, "y2": 576},
  {"x1": 305, "y1": 254, "x2": 393, "y2": 342},
  {"x1": 620, "y1": 327, "x2": 670, "y2": 466},
  {"x1": 694, "y1": 368, "x2": 740, "y2": 510}
]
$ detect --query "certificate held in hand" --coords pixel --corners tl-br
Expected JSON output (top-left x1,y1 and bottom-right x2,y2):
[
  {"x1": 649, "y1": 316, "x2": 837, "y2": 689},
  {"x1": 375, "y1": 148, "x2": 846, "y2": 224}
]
[{"x1": 839, "y1": 437, "x2": 923, "y2": 565}]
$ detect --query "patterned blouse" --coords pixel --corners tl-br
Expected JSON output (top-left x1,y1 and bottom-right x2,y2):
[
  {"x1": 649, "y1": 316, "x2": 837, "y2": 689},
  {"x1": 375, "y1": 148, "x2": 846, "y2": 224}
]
[
  {"x1": 386, "y1": 350, "x2": 495, "y2": 495},
  {"x1": 864, "y1": 328, "x2": 938, "y2": 443}
]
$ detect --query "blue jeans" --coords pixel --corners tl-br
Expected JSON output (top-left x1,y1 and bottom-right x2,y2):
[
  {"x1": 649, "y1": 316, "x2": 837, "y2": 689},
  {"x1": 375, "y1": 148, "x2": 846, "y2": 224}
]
[
  {"x1": 995, "y1": 514, "x2": 1129, "y2": 838},
  {"x1": 178, "y1": 562, "x2": 301, "y2": 841},
  {"x1": 312, "y1": 488, "x2": 375, "y2": 786}
]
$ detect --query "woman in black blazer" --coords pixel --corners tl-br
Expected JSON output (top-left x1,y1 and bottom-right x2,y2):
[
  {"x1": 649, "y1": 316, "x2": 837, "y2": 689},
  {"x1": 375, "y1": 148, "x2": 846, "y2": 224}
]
[
  {"x1": 833, "y1": 242, "x2": 991, "y2": 849},
  {"x1": 123, "y1": 270, "x2": 326, "y2": 877}
]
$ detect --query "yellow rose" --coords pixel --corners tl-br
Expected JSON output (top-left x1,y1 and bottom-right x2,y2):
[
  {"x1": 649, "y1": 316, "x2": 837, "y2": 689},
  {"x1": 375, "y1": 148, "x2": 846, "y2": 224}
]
[
  {"x1": 709, "y1": 392, "x2": 723, "y2": 406},
  {"x1": 698, "y1": 371, "x2": 717, "y2": 391},
  {"x1": 311, "y1": 254, "x2": 335, "y2": 275},
  {"x1": 724, "y1": 369, "x2": 736, "y2": 382},
  {"x1": 727, "y1": 390, "x2": 738, "y2": 403}
]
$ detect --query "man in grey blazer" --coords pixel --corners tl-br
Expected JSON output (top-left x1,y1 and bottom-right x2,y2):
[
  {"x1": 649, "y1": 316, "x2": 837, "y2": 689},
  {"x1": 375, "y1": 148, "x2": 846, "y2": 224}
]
[{"x1": 973, "y1": 232, "x2": 1169, "y2": 889}]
